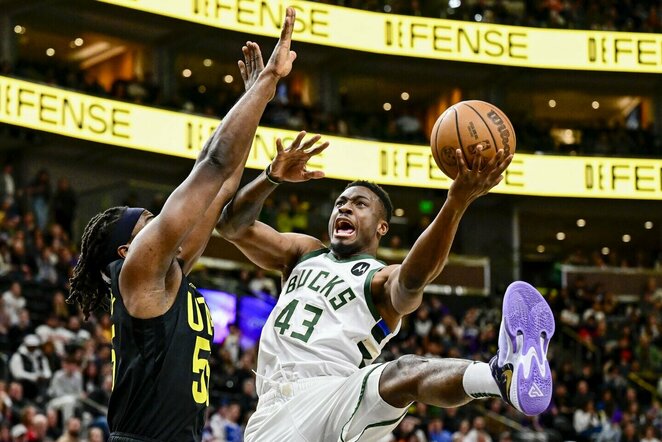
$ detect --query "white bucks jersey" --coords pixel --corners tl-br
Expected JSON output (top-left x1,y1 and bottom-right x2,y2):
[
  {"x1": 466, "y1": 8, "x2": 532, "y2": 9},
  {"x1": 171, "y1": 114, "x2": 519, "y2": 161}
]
[{"x1": 256, "y1": 249, "x2": 400, "y2": 394}]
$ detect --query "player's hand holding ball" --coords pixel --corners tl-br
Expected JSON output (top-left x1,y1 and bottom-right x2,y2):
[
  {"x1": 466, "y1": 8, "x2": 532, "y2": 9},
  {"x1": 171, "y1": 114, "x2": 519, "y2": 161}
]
[
  {"x1": 431, "y1": 100, "x2": 516, "y2": 179},
  {"x1": 430, "y1": 100, "x2": 515, "y2": 204}
]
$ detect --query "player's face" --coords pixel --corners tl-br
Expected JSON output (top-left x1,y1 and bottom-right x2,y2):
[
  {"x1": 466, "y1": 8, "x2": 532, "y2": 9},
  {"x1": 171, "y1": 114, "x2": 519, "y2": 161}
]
[
  {"x1": 127, "y1": 210, "x2": 183, "y2": 255},
  {"x1": 130, "y1": 210, "x2": 154, "y2": 239},
  {"x1": 328, "y1": 186, "x2": 388, "y2": 257}
]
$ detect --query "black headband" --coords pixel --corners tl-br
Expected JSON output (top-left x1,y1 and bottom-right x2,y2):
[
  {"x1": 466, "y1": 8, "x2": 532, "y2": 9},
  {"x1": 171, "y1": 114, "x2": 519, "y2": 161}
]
[{"x1": 101, "y1": 207, "x2": 145, "y2": 270}]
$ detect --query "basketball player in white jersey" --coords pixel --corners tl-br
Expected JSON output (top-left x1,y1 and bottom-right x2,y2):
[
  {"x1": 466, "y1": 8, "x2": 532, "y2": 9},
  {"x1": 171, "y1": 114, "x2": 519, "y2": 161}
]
[{"x1": 217, "y1": 132, "x2": 555, "y2": 441}]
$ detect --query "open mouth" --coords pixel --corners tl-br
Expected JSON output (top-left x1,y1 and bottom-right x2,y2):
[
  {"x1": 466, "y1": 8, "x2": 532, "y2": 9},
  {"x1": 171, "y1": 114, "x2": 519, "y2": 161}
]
[{"x1": 334, "y1": 218, "x2": 356, "y2": 238}]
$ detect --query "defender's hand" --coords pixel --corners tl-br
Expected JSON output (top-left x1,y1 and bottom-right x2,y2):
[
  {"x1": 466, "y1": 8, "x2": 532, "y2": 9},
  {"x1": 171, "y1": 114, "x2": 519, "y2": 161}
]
[
  {"x1": 448, "y1": 146, "x2": 513, "y2": 206},
  {"x1": 239, "y1": 42, "x2": 264, "y2": 91},
  {"x1": 269, "y1": 131, "x2": 329, "y2": 183},
  {"x1": 263, "y1": 7, "x2": 297, "y2": 79}
]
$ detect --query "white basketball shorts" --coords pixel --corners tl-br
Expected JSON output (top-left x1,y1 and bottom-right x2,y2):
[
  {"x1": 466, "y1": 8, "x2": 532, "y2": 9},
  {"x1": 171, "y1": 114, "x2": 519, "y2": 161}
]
[{"x1": 244, "y1": 362, "x2": 408, "y2": 442}]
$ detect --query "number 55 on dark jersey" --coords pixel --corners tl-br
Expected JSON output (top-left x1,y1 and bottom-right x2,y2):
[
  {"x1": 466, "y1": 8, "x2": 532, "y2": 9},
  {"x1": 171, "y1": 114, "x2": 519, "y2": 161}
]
[{"x1": 108, "y1": 260, "x2": 214, "y2": 442}]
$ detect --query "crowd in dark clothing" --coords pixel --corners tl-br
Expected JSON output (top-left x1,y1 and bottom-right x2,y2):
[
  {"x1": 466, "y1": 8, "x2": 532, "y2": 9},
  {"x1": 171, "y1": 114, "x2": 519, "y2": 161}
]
[{"x1": 313, "y1": 0, "x2": 661, "y2": 33}]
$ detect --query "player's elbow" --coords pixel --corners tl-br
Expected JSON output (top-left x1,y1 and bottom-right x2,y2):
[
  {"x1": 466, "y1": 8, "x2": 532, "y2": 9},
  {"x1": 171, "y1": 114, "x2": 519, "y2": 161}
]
[
  {"x1": 399, "y1": 273, "x2": 426, "y2": 294},
  {"x1": 392, "y1": 291, "x2": 423, "y2": 316},
  {"x1": 200, "y1": 149, "x2": 232, "y2": 176},
  {"x1": 391, "y1": 280, "x2": 424, "y2": 316},
  {"x1": 216, "y1": 206, "x2": 250, "y2": 241},
  {"x1": 215, "y1": 218, "x2": 241, "y2": 241}
]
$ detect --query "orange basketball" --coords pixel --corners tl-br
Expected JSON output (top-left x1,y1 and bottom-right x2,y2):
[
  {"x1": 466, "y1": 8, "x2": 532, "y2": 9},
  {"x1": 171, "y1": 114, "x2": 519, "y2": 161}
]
[{"x1": 430, "y1": 100, "x2": 516, "y2": 180}]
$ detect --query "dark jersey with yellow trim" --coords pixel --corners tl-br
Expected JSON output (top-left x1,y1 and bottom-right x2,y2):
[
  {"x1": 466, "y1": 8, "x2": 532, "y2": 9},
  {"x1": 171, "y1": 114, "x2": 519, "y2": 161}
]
[{"x1": 107, "y1": 260, "x2": 214, "y2": 442}]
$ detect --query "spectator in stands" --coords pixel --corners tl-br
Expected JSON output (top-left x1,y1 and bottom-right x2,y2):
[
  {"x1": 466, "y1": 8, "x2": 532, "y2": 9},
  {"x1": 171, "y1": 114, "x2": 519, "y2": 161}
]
[
  {"x1": 452, "y1": 419, "x2": 471, "y2": 440},
  {"x1": 7, "y1": 382, "x2": 25, "y2": 421},
  {"x1": 64, "y1": 317, "x2": 90, "y2": 345},
  {"x1": 573, "y1": 400, "x2": 605, "y2": 441},
  {"x1": 47, "y1": 357, "x2": 83, "y2": 425},
  {"x1": 395, "y1": 108, "x2": 424, "y2": 142},
  {"x1": 222, "y1": 325, "x2": 241, "y2": 366},
  {"x1": 427, "y1": 417, "x2": 452, "y2": 442},
  {"x1": 395, "y1": 415, "x2": 427, "y2": 441},
  {"x1": 9, "y1": 335, "x2": 50, "y2": 400},
  {"x1": 642, "y1": 425, "x2": 661, "y2": 442},
  {"x1": 0, "y1": 242, "x2": 12, "y2": 279},
  {"x1": 621, "y1": 422, "x2": 639, "y2": 442},
  {"x1": 18, "y1": 406, "x2": 37, "y2": 441},
  {"x1": 0, "y1": 299, "x2": 10, "y2": 352},
  {"x1": 45, "y1": 410, "x2": 61, "y2": 441},
  {"x1": 55, "y1": 417, "x2": 80, "y2": 442},
  {"x1": 51, "y1": 179, "x2": 76, "y2": 239},
  {"x1": 595, "y1": 414, "x2": 622, "y2": 442},
  {"x1": 86, "y1": 427, "x2": 104, "y2": 442},
  {"x1": 0, "y1": 382, "x2": 10, "y2": 419},
  {"x1": 237, "y1": 378, "x2": 257, "y2": 422},
  {"x1": 248, "y1": 269, "x2": 277, "y2": 296},
  {"x1": 50, "y1": 292, "x2": 69, "y2": 323},
  {"x1": 207, "y1": 402, "x2": 242, "y2": 442},
  {"x1": 93, "y1": 315, "x2": 111, "y2": 345},
  {"x1": 35, "y1": 315, "x2": 70, "y2": 358},
  {"x1": 636, "y1": 333, "x2": 662, "y2": 372},
  {"x1": 9, "y1": 236, "x2": 35, "y2": 282},
  {"x1": 413, "y1": 305, "x2": 433, "y2": 337},
  {"x1": 31, "y1": 413, "x2": 51, "y2": 442},
  {"x1": 26, "y1": 170, "x2": 51, "y2": 232},
  {"x1": 0, "y1": 164, "x2": 16, "y2": 215},
  {"x1": 10, "y1": 424, "x2": 27, "y2": 442},
  {"x1": 464, "y1": 416, "x2": 492, "y2": 442},
  {"x1": 35, "y1": 248, "x2": 58, "y2": 286},
  {"x1": 2, "y1": 283, "x2": 25, "y2": 327}
]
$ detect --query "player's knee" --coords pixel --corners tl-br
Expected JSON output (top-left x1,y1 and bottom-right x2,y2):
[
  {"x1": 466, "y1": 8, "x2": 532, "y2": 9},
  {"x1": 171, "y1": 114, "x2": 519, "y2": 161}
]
[
  {"x1": 391, "y1": 354, "x2": 430, "y2": 387},
  {"x1": 380, "y1": 355, "x2": 428, "y2": 406},
  {"x1": 393, "y1": 354, "x2": 427, "y2": 378}
]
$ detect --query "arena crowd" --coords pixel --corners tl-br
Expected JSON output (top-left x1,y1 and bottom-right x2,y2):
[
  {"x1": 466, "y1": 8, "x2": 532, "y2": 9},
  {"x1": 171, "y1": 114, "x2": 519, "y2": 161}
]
[{"x1": 0, "y1": 163, "x2": 658, "y2": 441}]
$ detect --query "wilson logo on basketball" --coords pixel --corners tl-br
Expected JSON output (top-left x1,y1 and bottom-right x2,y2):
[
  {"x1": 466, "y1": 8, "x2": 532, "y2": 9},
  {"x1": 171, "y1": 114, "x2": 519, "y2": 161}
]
[{"x1": 487, "y1": 110, "x2": 511, "y2": 151}]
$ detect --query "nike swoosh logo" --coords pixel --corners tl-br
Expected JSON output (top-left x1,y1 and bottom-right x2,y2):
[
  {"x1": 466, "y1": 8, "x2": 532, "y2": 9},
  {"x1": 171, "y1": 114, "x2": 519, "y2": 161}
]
[{"x1": 503, "y1": 366, "x2": 513, "y2": 398}]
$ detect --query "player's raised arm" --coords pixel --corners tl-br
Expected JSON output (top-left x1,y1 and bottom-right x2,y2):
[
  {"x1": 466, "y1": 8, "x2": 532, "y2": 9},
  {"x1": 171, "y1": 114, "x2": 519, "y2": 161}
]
[
  {"x1": 217, "y1": 131, "x2": 329, "y2": 274},
  {"x1": 121, "y1": 9, "x2": 297, "y2": 293},
  {"x1": 381, "y1": 148, "x2": 512, "y2": 317},
  {"x1": 176, "y1": 41, "x2": 266, "y2": 275}
]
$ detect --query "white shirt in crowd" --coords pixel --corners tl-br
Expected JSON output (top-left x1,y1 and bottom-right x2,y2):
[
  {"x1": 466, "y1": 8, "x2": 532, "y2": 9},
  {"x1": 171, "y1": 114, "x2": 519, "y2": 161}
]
[{"x1": 3, "y1": 289, "x2": 26, "y2": 326}]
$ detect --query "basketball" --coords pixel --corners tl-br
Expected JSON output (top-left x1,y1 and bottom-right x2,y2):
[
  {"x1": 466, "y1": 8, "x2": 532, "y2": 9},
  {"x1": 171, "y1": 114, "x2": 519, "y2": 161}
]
[{"x1": 430, "y1": 100, "x2": 516, "y2": 179}]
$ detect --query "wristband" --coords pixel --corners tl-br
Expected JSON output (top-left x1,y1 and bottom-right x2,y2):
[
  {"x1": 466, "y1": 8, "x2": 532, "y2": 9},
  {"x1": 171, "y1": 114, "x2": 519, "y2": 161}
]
[{"x1": 265, "y1": 164, "x2": 282, "y2": 185}]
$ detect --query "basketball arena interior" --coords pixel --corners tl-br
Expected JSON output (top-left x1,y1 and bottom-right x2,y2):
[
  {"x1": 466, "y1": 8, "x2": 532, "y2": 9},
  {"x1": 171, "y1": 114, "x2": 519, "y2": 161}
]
[{"x1": 0, "y1": 0, "x2": 660, "y2": 440}]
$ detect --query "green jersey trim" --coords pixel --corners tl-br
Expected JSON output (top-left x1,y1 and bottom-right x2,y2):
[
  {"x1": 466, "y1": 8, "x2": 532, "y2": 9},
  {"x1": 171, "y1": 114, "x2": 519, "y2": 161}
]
[
  {"x1": 325, "y1": 252, "x2": 380, "y2": 263},
  {"x1": 363, "y1": 268, "x2": 381, "y2": 322},
  {"x1": 295, "y1": 248, "x2": 329, "y2": 267},
  {"x1": 340, "y1": 363, "x2": 410, "y2": 442},
  {"x1": 340, "y1": 364, "x2": 382, "y2": 442},
  {"x1": 354, "y1": 409, "x2": 410, "y2": 440}
]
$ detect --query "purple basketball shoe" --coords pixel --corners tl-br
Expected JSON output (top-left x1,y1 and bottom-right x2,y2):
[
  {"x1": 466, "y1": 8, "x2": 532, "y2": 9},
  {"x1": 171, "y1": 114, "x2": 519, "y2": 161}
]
[{"x1": 489, "y1": 281, "x2": 555, "y2": 416}]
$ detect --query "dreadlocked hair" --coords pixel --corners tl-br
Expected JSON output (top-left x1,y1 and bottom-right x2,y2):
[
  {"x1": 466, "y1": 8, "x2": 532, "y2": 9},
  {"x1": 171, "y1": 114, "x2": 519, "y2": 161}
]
[{"x1": 68, "y1": 206, "x2": 125, "y2": 319}]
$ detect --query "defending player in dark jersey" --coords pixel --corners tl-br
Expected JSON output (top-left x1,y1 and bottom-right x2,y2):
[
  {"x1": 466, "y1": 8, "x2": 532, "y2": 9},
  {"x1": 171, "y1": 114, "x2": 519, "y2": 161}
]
[{"x1": 67, "y1": 9, "x2": 299, "y2": 441}]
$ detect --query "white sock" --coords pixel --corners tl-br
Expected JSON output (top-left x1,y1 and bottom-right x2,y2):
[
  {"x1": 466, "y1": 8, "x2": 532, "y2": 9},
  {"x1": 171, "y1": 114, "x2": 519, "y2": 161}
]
[{"x1": 462, "y1": 361, "x2": 501, "y2": 399}]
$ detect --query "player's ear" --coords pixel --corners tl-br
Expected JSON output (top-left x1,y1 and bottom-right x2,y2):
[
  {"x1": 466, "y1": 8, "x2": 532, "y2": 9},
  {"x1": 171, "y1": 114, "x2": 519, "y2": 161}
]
[
  {"x1": 377, "y1": 220, "x2": 389, "y2": 237},
  {"x1": 117, "y1": 245, "x2": 129, "y2": 259}
]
